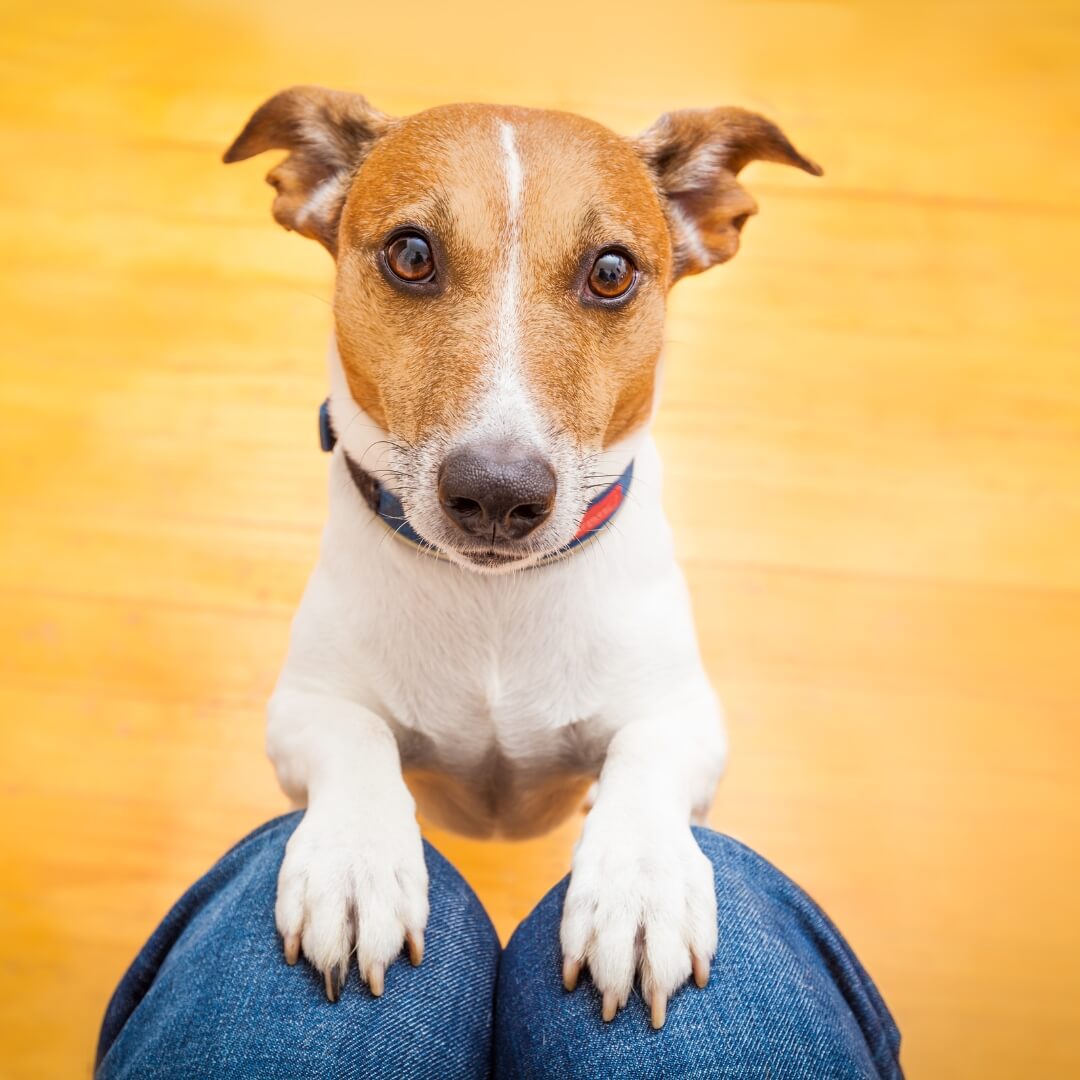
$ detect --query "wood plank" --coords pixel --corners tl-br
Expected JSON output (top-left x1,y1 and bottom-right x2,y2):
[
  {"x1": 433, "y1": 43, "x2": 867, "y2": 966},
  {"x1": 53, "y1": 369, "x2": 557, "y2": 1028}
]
[{"x1": 2, "y1": 0, "x2": 1078, "y2": 1076}]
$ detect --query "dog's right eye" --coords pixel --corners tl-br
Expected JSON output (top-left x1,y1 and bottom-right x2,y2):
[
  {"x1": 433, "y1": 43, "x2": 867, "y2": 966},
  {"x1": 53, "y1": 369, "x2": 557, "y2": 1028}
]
[{"x1": 385, "y1": 232, "x2": 435, "y2": 283}]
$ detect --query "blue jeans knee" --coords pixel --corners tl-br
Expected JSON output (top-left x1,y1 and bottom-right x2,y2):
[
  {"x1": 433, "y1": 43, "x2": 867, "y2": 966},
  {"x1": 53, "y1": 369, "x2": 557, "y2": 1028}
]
[
  {"x1": 98, "y1": 819, "x2": 901, "y2": 1079},
  {"x1": 493, "y1": 827, "x2": 902, "y2": 1080},
  {"x1": 96, "y1": 812, "x2": 500, "y2": 1080}
]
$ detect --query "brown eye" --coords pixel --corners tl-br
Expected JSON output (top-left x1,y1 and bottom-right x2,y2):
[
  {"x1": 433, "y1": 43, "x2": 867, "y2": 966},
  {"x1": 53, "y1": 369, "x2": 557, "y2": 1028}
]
[
  {"x1": 386, "y1": 232, "x2": 435, "y2": 283},
  {"x1": 587, "y1": 249, "x2": 636, "y2": 299}
]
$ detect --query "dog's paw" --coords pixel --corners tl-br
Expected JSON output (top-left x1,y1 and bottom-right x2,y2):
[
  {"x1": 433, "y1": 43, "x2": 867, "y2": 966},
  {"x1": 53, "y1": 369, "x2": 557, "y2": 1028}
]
[
  {"x1": 275, "y1": 804, "x2": 429, "y2": 1000},
  {"x1": 560, "y1": 808, "x2": 717, "y2": 1028}
]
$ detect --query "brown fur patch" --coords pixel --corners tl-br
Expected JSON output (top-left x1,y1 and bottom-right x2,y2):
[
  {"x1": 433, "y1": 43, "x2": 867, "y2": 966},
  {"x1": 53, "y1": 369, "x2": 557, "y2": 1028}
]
[
  {"x1": 227, "y1": 92, "x2": 820, "y2": 450},
  {"x1": 333, "y1": 105, "x2": 671, "y2": 449},
  {"x1": 223, "y1": 86, "x2": 390, "y2": 253},
  {"x1": 635, "y1": 107, "x2": 822, "y2": 278}
]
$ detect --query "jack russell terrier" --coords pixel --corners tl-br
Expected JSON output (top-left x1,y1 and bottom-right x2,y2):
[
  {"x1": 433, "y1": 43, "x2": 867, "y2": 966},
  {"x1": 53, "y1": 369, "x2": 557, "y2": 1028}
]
[{"x1": 224, "y1": 87, "x2": 820, "y2": 1029}]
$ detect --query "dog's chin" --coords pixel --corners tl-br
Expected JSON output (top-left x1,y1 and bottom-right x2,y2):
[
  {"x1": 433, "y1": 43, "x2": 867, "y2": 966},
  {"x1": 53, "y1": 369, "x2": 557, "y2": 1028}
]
[
  {"x1": 445, "y1": 544, "x2": 549, "y2": 575},
  {"x1": 459, "y1": 550, "x2": 536, "y2": 573}
]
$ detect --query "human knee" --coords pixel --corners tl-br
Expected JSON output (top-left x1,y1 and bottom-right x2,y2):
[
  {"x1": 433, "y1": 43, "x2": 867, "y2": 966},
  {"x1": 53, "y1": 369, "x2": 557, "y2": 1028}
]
[
  {"x1": 98, "y1": 815, "x2": 500, "y2": 1079},
  {"x1": 492, "y1": 829, "x2": 900, "y2": 1079}
]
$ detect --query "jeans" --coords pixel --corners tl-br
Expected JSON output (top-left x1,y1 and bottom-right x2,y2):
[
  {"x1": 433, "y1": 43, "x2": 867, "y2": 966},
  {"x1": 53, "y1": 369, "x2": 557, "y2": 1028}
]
[{"x1": 96, "y1": 813, "x2": 902, "y2": 1078}]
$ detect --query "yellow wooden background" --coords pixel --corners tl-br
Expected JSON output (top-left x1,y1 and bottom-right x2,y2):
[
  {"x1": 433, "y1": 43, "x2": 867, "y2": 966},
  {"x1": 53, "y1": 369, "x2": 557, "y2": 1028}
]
[{"x1": 2, "y1": 1, "x2": 1078, "y2": 1076}]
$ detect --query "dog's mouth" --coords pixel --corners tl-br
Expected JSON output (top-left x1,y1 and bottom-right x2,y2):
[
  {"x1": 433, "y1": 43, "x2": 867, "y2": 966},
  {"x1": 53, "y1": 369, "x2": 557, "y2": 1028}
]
[{"x1": 448, "y1": 535, "x2": 552, "y2": 570}]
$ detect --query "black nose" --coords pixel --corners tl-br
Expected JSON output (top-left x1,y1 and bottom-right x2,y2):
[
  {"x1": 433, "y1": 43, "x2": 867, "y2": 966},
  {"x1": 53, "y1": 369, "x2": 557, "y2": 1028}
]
[{"x1": 438, "y1": 442, "x2": 556, "y2": 541}]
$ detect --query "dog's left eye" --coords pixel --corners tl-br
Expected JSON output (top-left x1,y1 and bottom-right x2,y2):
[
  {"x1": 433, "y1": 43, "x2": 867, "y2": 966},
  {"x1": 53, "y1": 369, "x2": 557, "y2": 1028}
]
[
  {"x1": 587, "y1": 249, "x2": 636, "y2": 299},
  {"x1": 385, "y1": 232, "x2": 435, "y2": 283}
]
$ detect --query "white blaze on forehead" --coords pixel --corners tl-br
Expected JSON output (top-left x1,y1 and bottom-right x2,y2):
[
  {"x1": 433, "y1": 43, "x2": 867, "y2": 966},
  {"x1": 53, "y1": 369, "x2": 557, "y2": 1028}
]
[
  {"x1": 496, "y1": 122, "x2": 523, "y2": 370},
  {"x1": 466, "y1": 121, "x2": 544, "y2": 447},
  {"x1": 493, "y1": 122, "x2": 523, "y2": 384},
  {"x1": 500, "y1": 122, "x2": 523, "y2": 232}
]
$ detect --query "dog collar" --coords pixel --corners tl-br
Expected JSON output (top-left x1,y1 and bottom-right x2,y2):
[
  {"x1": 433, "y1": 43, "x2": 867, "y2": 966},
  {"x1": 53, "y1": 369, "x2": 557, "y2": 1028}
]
[{"x1": 319, "y1": 400, "x2": 632, "y2": 565}]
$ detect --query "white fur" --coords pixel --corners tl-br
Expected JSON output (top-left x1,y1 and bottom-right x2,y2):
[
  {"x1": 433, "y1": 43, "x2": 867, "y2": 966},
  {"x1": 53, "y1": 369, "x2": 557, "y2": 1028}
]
[
  {"x1": 270, "y1": 118, "x2": 728, "y2": 1015},
  {"x1": 466, "y1": 123, "x2": 546, "y2": 458},
  {"x1": 296, "y1": 175, "x2": 346, "y2": 233},
  {"x1": 495, "y1": 122, "x2": 524, "y2": 373},
  {"x1": 668, "y1": 201, "x2": 714, "y2": 272}
]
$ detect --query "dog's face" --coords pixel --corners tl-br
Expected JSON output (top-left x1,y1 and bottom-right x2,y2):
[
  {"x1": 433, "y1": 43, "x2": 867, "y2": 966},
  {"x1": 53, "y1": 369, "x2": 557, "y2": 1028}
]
[{"x1": 226, "y1": 90, "x2": 819, "y2": 571}]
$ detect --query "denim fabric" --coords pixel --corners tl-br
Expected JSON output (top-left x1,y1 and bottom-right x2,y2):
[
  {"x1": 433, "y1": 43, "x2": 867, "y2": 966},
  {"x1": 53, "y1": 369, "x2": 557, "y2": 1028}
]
[
  {"x1": 97, "y1": 816, "x2": 901, "y2": 1079},
  {"x1": 96, "y1": 813, "x2": 499, "y2": 1079},
  {"x1": 495, "y1": 829, "x2": 901, "y2": 1079}
]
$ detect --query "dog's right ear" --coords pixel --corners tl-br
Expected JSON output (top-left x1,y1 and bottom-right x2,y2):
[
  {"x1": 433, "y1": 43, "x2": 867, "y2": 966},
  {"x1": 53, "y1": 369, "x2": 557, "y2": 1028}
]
[{"x1": 223, "y1": 86, "x2": 391, "y2": 255}]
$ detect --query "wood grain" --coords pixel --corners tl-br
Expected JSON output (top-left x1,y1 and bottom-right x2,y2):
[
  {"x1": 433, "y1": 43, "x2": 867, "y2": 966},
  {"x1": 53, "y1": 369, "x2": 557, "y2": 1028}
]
[{"x1": 1, "y1": 1, "x2": 1078, "y2": 1075}]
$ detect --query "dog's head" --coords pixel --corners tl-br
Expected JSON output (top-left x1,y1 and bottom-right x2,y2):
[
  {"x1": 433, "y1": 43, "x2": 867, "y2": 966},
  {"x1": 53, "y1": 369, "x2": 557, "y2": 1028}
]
[{"x1": 225, "y1": 88, "x2": 820, "y2": 571}]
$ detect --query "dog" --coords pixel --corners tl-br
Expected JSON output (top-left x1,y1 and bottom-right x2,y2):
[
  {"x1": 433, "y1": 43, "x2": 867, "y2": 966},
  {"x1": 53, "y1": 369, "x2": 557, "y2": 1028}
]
[{"x1": 224, "y1": 87, "x2": 820, "y2": 1028}]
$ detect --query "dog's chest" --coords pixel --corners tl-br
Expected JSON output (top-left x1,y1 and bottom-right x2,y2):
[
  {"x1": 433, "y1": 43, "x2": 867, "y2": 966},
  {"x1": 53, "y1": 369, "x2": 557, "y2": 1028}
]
[
  {"x1": 384, "y1": 619, "x2": 604, "y2": 763},
  {"x1": 364, "y1": 573, "x2": 613, "y2": 835}
]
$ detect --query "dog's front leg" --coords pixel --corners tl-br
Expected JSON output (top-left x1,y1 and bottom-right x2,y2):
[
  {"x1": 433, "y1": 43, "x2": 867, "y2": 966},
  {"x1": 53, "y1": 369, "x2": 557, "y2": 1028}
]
[
  {"x1": 561, "y1": 691, "x2": 726, "y2": 1028},
  {"x1": 267, "y1": 687, "x2": 428, "y2": 1000}
]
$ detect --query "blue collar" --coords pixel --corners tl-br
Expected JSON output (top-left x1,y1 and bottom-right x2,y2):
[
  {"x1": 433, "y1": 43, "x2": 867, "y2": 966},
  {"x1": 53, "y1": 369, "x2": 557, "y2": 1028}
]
[{"x1": 319, "y1": 400, "x2": 632, "y2": 564}]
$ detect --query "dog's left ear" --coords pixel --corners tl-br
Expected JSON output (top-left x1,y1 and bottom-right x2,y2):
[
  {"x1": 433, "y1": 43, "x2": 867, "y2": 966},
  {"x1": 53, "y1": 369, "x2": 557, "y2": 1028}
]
[
  {"x1": 223, "y1": 85, "x2": 392, "y2": 255},
  {"x1": 635, "y1": 107, "x2": 822, "y2": 280}
]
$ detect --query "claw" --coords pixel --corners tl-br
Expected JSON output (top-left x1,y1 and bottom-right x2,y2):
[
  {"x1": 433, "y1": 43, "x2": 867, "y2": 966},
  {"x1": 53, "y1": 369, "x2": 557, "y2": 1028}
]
[
  {"x1": 368, "y1": 962, "x2": 385, "y2": 997},
  {"x1": 324, "y1": 967, "x2": 341, "y2": 1003},
  {"x1": 601, "y1": 991, "x2": 618, "y2": 1022},
  {"x1": 283, "y1": 933, "x2": 300, "y2": 967},
  {"x1": 406, "y1": 930, "x2": 424, "y2": 967},
  {"x1": 692, "y1": 951, "x2": 710, "y2": 989},
  {"x1": 650, "y1": 990, "x2": 667, "y2": 1029},
  {"x1": 562, "y1": 958, "x2": 581, "y2": 992}
]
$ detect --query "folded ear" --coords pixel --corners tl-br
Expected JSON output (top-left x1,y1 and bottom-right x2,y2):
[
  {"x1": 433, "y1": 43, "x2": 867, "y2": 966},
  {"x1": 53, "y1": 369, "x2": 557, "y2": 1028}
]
[
  {"x1": 635, "y1": 107, "x2": 822, "y2": 280},
  {"x1": 223, "y1": 86, "x2": 391, "y2": 255}
]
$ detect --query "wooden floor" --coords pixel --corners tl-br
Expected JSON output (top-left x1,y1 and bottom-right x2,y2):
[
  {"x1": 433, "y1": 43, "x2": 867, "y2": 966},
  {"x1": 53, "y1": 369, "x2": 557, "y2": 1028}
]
[{"x1": 2, "y1": 1, "x2": 1079, "y2": 1075}]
